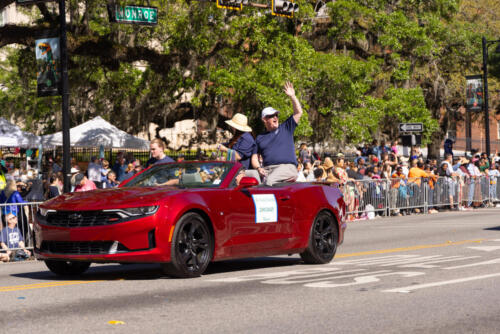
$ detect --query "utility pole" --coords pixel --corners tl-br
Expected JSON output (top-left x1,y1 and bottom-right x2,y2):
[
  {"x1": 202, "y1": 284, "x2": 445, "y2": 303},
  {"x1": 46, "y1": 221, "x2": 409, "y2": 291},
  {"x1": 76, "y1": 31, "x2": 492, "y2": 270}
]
[
  {"x1": 59, "y1": 0, "x2": 71, "y2": 192},
  {"x1": 481, "y1": 37, "x2": 500, "y2": 158}
]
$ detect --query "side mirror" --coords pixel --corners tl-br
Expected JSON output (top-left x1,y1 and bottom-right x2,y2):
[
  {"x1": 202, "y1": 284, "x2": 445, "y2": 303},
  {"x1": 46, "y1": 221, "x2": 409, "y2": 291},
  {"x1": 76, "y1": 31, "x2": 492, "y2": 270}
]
[{"x1": 237, "y1": 176, "x2": 259, "y2": 189}]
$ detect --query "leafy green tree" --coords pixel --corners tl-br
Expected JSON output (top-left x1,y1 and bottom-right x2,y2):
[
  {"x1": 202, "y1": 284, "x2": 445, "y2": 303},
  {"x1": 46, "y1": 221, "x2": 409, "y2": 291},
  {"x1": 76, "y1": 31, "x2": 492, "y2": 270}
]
[{"x1": 0, "y1": 0, "x2": 494, "y2": 156}]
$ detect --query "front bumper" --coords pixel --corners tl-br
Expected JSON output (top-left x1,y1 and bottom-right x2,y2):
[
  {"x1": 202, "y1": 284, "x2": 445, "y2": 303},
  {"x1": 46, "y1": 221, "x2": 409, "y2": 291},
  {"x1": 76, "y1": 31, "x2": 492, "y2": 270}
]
[{"x1": 34, "y1": 214, "x2": 171, "y2": 263}]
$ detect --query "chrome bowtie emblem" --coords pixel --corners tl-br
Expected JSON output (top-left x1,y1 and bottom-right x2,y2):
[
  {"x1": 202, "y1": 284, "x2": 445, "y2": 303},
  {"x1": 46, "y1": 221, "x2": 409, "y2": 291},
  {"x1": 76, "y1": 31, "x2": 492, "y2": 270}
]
[{"x1": 68, "y1": 213, "x2": 82, "y2": 220}]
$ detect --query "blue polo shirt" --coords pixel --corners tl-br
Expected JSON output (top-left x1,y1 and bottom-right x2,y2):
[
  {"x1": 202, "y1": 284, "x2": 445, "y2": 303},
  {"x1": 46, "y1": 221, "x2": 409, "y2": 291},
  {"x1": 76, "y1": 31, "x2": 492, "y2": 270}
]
[
  {"x1": 231, "y1": 132, "x2": 256, "y2": 169},
  {"x1": 256, "y1": 116, "x2": 298, "y2": 167}
]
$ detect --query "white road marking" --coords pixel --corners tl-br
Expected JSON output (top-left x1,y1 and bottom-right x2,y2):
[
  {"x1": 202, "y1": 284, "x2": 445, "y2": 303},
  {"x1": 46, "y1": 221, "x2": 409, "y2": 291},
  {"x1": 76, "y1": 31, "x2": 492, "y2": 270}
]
[
  {"x1": 398, "y1": 256, "x2": 481, "y2": 269},
  {"x1": 209, "y1": 267, "x2": 345, "y2": 283},
  {"x1": 443, "y1": 258, "x2": 500, "y2": 270},
  {"x1": 383, "y1": 272, "x2": 500, "y2": 293},
  {"x1": 305, "y1": 271, "x2": 424, "y2": 288},
  {"x1": 334, "y1": 255, "x2": 417, "y2": 266},
  {"x1": 467, "y1": 246, "x2": 500, "y2": 252},
  {"x1": 261, "y1": 269, "x2": 379, "y2": 285},
  {"x1": 334, "y1": 254, "x2": 480, "y2": 269}
]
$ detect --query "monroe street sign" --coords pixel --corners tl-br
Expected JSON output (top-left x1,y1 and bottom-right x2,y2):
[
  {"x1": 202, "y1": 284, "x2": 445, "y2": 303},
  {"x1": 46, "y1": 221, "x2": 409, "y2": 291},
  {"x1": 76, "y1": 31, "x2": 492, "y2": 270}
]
[
  {"x1": 108, "y1": 5, "x2": 158, "y2": 25},
  {"x1": 399, "y1": 123, "x2": 423, "y2": 132}
]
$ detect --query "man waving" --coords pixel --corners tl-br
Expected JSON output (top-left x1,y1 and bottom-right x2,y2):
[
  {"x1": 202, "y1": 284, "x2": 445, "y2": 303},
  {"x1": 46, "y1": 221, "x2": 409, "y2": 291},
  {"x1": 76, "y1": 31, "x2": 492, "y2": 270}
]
[{"x1": 251, "y1": 81, "x2": 303, "y2": 186}]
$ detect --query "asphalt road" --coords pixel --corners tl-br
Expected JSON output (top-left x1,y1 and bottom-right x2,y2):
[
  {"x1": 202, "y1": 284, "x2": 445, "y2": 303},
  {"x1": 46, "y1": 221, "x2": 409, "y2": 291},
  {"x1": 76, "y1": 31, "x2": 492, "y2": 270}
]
[{"x1": 1, "y1": 209, "x2": 500, "y2": 333}]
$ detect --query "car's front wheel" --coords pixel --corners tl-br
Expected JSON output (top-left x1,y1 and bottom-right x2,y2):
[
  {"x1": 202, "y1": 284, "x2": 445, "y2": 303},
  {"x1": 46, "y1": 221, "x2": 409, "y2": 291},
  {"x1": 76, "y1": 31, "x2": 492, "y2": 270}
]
[
  {"x1": 44, "y1": 260, "x2": 91, "y2": 276},
  {"x1": 162, "y1": 212, "x2": 213, "y2": 278},
  {"x1": 300, "y1": 211, "x2": 338, "y2": 264}
]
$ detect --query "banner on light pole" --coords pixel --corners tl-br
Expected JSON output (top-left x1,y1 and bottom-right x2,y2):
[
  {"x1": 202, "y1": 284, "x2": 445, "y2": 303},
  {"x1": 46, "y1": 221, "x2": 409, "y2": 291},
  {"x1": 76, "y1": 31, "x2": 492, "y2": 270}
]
[
  {"x1": 465, "y1": 75, "x2": 484, "y2": 112},
  {"x1": 35, "y1": 34, "x2": 62, "y2": 97}
]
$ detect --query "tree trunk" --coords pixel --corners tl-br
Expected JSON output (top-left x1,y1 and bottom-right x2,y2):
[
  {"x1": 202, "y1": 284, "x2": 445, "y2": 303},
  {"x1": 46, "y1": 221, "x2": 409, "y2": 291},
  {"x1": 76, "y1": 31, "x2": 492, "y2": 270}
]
[{"x1": 427, "y1": 130, "x2": 445, "y2": 159}]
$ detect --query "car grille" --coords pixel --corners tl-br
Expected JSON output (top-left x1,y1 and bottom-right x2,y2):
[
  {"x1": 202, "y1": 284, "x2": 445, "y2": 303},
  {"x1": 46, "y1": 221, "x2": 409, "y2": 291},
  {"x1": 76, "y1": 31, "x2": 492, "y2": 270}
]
[
  {"x1": 42, "y1": 211, "x2": 124, "y2": 228},
  {"x1": 40, "y1": 241, "x2": 119, "y2": 255}
]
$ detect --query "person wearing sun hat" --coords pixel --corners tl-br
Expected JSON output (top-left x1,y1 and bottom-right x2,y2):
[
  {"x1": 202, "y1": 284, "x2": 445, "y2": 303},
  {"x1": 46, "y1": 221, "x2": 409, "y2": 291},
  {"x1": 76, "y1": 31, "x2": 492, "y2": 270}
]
[
  {"x1": 251, "y1": 81, "x2": 304, "y2": 186},
  {"x1": 322, "y1": 157, "x2": 338, "y2": 183},
  {"x1": 218, "y1": 113, "x2": 256, "y2": 170}
]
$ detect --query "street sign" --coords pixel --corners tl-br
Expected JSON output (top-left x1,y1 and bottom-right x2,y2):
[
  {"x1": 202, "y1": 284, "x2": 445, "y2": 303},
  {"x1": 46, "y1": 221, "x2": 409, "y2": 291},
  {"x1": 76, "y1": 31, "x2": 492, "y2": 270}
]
[
  {"x1": 399, "y1": 123, "x2": 423, "y2": 132},
  {"x1": 107, "y1": 5, "x2": 158, "y2": 25}
]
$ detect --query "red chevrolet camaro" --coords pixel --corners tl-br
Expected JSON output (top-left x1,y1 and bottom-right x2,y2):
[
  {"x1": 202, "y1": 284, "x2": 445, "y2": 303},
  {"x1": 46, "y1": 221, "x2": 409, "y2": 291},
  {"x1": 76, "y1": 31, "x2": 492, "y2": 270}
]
[{"x1": 34, "y1": 161, "x2": 346, "y2": 278}]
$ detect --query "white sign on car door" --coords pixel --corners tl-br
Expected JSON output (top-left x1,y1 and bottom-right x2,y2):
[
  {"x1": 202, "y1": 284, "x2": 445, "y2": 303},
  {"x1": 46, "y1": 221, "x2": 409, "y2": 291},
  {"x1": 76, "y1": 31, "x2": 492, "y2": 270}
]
[{"x1": 252, "y1": 194, "x2": 278, "y2": 223}]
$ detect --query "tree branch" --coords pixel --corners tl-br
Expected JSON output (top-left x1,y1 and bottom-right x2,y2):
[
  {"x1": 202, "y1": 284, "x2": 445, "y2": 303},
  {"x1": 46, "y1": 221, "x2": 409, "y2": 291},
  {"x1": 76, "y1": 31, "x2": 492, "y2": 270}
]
[
  {"x1": 36, "y1": 2, "x2": 57, "y2": 24},
  {"x1": 0, "y1": 24, "x2": 41, "y2": 48},
  {"x1": 0, "y1": 0, "x2": 15, "y2": 12}
]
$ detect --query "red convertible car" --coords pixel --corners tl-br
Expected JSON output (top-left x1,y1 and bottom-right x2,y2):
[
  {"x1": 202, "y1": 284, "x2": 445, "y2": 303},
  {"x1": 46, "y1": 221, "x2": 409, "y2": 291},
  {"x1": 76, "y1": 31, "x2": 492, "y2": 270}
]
[{"x1": 34, "y1": 161, "x2": 346, "y2": 278}]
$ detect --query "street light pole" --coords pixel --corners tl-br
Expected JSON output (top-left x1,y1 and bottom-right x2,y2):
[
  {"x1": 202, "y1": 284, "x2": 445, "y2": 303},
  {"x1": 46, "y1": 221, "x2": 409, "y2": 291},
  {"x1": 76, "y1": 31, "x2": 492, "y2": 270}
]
[
  {"x1": 482, "y1": 37, "x2": 491, "y2": 158},
  {"x1": 59, "y1": 0, "x2": 71, "y2": 193},
  {"x1": 482, "y1": 36, "x2": 500, "y2": 158}
]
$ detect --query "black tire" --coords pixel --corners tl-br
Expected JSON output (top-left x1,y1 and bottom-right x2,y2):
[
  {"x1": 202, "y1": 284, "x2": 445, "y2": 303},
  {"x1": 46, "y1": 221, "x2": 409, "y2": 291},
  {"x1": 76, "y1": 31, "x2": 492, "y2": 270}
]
[
  {"x1": 300, "y1": 211, "x2": 338, "y2": 264},
  {"x1": 162, "y1": 212, "x2": 213, "y2": 278},
  {"x1": 44, "y1": 260, "x2": 91, "y2": 276}
]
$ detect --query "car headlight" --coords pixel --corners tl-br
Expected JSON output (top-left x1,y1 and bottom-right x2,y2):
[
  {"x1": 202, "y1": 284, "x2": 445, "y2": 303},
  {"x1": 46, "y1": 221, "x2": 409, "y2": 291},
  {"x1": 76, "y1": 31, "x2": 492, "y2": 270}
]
[
  {"x1": 38, "y1": 208, "x2": 54, "y2": 217},
  {"x1": 118, "y1": 206, "x2": 159, "y2": 217}
]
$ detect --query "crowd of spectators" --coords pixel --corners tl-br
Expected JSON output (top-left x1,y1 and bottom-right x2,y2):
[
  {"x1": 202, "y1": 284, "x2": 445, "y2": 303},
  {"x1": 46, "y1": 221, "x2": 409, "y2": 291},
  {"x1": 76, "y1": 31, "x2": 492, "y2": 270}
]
[
  {"x1": 0, "y1": 151, "x2": 149, "y2": 262},
  {"x1": 295, "y1": 141, "x2": 500, "y2": 220},
  {"x1": 1, "y1": 139, "x2": 500, "y2": 261}
]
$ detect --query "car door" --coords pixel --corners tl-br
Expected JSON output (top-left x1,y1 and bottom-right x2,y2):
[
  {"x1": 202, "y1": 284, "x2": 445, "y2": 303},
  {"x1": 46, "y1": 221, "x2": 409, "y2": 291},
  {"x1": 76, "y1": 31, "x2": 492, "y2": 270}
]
[{"x1": 228, "y1": 184, "x2": 294, "y2": 257}]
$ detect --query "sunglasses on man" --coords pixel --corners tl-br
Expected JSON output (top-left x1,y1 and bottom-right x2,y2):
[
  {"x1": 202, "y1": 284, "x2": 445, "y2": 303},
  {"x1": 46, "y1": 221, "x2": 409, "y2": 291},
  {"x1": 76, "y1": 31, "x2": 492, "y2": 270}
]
[{"x1": 265, "y1": 113, "x2": 279, "y2": 119}]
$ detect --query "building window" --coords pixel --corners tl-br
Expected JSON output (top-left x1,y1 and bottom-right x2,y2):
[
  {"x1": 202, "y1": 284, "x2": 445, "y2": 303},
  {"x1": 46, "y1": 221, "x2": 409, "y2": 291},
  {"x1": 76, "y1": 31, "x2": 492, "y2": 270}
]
[{"x1": 497, "y1": 120, "x2": 500, "y2": 139}]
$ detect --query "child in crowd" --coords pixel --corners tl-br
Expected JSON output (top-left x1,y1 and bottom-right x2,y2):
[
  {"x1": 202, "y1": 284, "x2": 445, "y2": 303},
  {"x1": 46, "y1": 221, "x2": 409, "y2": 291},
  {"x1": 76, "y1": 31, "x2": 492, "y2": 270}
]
[{"x1": 1, "y1": 213, "x2": 31, "y2": 262}]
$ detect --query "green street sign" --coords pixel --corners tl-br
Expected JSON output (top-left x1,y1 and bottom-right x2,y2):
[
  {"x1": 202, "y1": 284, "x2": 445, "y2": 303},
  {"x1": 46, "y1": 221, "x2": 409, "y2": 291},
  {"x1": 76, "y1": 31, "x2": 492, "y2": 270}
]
[{"x1": 107, "y1": 5, "x2": 158, "y2": 26}]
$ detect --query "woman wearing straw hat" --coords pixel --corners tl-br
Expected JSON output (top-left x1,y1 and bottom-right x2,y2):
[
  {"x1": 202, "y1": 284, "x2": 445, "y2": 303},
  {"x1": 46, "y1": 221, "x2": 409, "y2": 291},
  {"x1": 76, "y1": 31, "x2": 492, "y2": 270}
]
[
  {"x1": 218, "y1": 113, "x2": 256, "y2": 170},
  {"x1": 322, "y1": 157, "x2": 339, "y2": 183}
]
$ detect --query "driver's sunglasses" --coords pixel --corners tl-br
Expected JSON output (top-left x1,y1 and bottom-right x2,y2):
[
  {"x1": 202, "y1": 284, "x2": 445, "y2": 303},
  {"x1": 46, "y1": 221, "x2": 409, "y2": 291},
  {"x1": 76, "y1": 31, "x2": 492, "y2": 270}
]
[{"x1": 265, "y1": 113, "x2": 279, "y2": 119}]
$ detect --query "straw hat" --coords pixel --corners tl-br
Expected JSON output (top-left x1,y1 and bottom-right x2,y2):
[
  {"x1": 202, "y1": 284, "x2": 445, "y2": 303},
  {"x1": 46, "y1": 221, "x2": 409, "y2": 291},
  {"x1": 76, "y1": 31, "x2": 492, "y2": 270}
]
[
  {"x1": 225, "y1": 113, "x2": 252, "y2": 132},
  {"x1": 323, "y1": 157, "x2": 334, "y2": 170}
]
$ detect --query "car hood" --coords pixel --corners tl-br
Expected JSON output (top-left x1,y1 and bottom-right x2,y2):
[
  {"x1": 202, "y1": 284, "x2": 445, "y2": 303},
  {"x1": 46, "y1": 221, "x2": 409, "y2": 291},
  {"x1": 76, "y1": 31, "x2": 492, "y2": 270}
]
[{"x1": 43, "y1": 186, "x2": 182, "y2": 211}]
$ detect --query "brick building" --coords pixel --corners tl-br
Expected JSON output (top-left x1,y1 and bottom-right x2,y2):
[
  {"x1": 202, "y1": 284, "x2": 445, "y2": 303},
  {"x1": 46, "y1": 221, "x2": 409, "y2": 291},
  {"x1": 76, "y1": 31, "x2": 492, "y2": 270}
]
[{"x1": 453, "y1": 109, "x2": 500, "y2": 154}]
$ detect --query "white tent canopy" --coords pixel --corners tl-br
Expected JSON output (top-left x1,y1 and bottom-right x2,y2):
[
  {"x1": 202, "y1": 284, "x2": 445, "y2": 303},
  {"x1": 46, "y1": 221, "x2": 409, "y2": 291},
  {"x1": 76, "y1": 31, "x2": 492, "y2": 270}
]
[
  {"x1": 41, "y1": 116, "x2": 150, "y2": 149},
  {"x1": 0, "y1": 117, "x2": 41, "y2": 148}
]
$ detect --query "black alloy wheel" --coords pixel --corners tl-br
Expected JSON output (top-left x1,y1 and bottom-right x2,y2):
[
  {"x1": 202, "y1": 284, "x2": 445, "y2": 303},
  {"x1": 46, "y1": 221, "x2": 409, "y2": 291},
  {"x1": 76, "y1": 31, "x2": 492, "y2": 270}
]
[
  {"x1": 44, "y1": 260, "x2": 91, "y2": 276},
  {"x1": 300, "y1": 211, "x2": 338, "y2": 264},
  {"x1": 163, "y1": 212, "x2": 213, "y2": 278}
]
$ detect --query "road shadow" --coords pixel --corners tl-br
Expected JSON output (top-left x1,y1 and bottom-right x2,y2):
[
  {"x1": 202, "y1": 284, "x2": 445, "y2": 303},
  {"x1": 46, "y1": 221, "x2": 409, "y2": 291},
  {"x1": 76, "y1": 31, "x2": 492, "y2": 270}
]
[
  {"x1": 484, "y1": 226, "x2": 500, "y2": 231},
  {"x1": 11, "y1": 256, "x2": 303, "y2": 281},
  {"x1": 204, "y1": 256, "x2": 301, "y2": 275}
]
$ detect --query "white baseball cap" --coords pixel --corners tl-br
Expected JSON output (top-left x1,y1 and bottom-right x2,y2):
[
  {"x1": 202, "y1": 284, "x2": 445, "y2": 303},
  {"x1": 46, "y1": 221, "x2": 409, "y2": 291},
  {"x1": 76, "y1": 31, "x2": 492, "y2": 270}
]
[{"x1": 261, "y1": 107, "x2": 279, "y2": 118}]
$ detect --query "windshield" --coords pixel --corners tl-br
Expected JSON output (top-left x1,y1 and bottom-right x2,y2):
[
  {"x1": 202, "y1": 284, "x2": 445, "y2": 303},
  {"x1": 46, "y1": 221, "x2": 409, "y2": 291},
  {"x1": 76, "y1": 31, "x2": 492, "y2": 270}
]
[{"x1": 122, "y1": 162, "x2": 234, "y2": 188}]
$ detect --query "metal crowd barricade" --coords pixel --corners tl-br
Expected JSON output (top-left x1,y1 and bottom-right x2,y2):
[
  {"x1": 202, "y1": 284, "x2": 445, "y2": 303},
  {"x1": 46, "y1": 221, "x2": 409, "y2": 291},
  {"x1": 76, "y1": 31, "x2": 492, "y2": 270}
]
[
  {"x1": 344, "y1": 178, "x2": 389, "y2": 217},
  {"x1": 431, "y1": 176, "x2": 461, "y2": 209},
  {"x1": 480, "y1": 176, "x2": 490, "y2": 205},
  {"x1": 495, "y1": 178, "x2": 500, "y2": 203},
  {"x1": 0, "y1": 202, "x2": 42, "y2": 254},
  {"x1": 389, "y1": 177, "x2": 428, "y2": 213},
  {"x1": 344, "y1": 175, "x2": 495, "y2": 217}
]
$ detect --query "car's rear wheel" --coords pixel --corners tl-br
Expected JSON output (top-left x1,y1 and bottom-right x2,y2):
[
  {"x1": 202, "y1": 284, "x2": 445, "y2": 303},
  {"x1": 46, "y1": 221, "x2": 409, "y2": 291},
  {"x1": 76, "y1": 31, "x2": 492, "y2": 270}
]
[
  {"x1": 300, "y1": 211, "x2": 338, "y2": 264},
  {"x1": 163, "y1": 212, "x2": 213, "y2": 278},
  {"x1": 44, "y1": 260, "x2": 91, "y2": 276}
]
